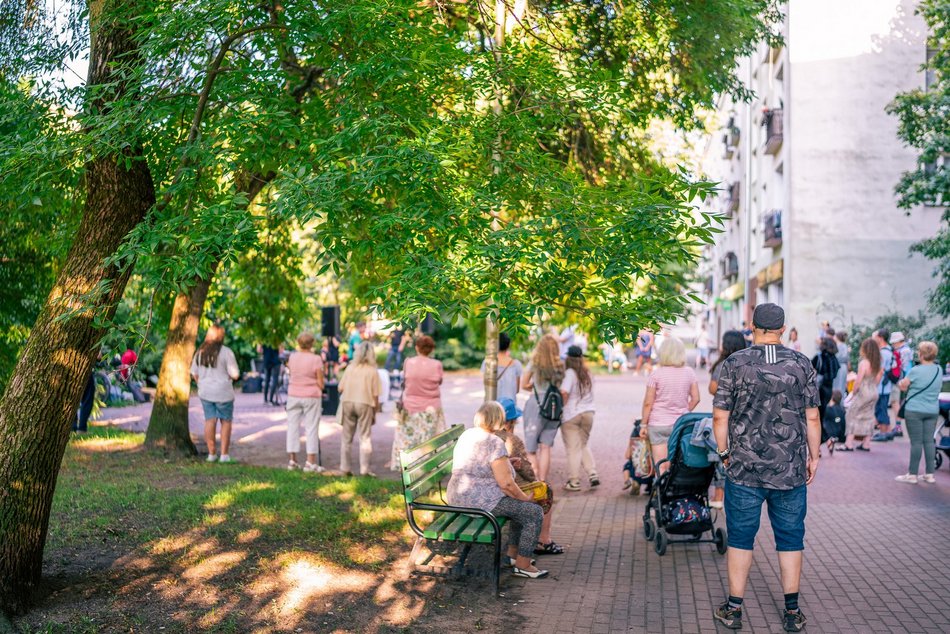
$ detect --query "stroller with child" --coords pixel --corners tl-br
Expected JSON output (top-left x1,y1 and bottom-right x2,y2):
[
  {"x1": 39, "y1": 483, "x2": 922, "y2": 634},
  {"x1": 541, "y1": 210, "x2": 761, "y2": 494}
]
[{"x1": 642, "y1": 412, "x2": 727, "y2": 556}]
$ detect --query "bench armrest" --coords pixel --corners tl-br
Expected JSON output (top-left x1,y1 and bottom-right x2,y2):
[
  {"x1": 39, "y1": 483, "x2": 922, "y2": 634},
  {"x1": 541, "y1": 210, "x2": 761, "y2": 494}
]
[{"x1": 406, "y1": 502, "x2": 502, "y2": 540}]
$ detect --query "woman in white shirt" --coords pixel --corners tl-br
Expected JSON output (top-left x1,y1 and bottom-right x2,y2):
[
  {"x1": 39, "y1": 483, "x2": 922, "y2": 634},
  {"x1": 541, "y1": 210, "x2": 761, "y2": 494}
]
[
  {"x1": 190, "y1": 325, "x2": 240, "y2": 463},
  {"x1": 560, "y1": 345, "x2": 598, "y2": 491}
]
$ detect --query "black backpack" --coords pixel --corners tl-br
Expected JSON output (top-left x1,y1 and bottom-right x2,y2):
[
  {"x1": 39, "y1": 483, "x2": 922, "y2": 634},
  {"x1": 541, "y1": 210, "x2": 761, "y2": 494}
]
[{"x1": 534, "y1": 383, "x2": 563, "y2": 421}]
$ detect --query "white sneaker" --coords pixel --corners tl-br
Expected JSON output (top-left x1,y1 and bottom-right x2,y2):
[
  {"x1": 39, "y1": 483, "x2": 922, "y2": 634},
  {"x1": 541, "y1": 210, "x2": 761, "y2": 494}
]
[
  {"x1": 218, "y1": 454, "x2": 232, "y2": 463},
  {"x1": 287, "y1": 460, "x2": 300, "y2": 471},
  {"x1": 894, "y1": 473, "x2": 918, "y2": 484},
  {"x1": 303, "y1": 462, "x2": 324, "y2": 473},
  {"x1": 206, "y1": 454, "x2": 218, "y2": 463},
  {"x1": 920, "y1": 474, "x2": 936, "y2": 484}
]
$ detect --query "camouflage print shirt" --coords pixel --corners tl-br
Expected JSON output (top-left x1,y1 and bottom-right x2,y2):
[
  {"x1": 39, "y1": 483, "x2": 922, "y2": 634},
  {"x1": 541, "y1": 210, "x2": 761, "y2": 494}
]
[{"x1": 713, "y1": 344, "x2": 820, "y2": 490}]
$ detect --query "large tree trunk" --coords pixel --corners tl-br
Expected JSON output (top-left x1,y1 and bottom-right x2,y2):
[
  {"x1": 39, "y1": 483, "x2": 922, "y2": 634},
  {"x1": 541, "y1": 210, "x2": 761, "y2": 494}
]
[
  {"x1": 0, "y1": 1, "x2": 154, "y2": 614},
  {"x1": 144, "y1": 171, "x2": 273, "y2": 453},
  {"x1": 143, "y1": 276, "x2": 214, "y2": 454}
]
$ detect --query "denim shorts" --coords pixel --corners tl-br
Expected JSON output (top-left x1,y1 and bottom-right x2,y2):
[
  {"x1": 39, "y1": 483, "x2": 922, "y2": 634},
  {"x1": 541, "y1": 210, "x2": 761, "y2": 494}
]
[
  {"x1": 724, "y1": 479, "x2": 806, "y2": 551},
  {"x1": 874, "y1": 393, "x2": 891, "y2": 424},
  {"x1": 200, "y1": 399, "x2": 234, "y2": 421}
]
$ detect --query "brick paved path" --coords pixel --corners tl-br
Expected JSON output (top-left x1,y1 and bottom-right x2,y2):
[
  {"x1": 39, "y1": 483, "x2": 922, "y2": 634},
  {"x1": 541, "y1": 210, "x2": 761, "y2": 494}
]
[{"x1": 102, "y1": 371, "x2": 950, "y2": 632}]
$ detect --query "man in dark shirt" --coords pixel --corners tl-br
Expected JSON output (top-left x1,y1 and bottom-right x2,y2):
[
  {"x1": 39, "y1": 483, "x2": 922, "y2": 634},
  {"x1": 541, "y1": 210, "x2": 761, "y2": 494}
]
[
  {"x1": 262, "y1": 344, "x2": 282, "y2": 405},
  {"x1": 712, "y1": 303, "x2": 821, "y2": 633},
  {"x1": 385, "y1": 327, "x2": 407, "y2": 373}
]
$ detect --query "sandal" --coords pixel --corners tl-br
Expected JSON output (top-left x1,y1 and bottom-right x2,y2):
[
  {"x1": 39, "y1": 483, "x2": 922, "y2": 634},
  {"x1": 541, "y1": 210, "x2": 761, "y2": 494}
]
[
  {"x1": 856, "y1": 446, "x2": 871, "y2": 452},
  {"x1": 837, "y1": 446, "x2": 854, "y2": 452},
  {"x1": 534, "y1": 541, "x2": 564, "y2": 555}
]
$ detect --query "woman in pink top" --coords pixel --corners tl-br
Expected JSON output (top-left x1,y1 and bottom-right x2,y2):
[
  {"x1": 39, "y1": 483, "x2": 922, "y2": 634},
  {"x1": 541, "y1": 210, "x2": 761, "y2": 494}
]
[
  {"x1": 391, "y1": 334, "x2": 445, "y2": 470},
  {"x1": 286, "y1": 332, "x2": 325, "y2": 472},
  {"x1": 640, "y1": 336, "x2": 700, "y2": 473}
]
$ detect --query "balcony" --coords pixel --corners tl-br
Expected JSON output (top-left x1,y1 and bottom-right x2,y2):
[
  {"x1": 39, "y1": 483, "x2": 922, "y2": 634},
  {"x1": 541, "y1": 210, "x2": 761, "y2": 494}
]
[
  {"x1": 721, "y1": 252, "x2": 739, "y2": 279},
  {"x1": 727, "y1": 181, "x2": 740, "y2": 214},
  {"x1": 763, "y1": 210, "x2": 782, "y2": 248},
  {"x1": 763, "y1": 108, "x2": 783, "y2": 155},
  {"x1": 722, "y1": 117, "x2": 740, "y2": 159}
]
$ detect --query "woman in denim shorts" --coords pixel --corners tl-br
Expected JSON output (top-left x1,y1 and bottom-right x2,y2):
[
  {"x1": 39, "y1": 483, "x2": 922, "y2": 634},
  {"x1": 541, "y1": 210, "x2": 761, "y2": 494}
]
[{"x1": 191, "y1": 325, "x2": 241, "y2": 463}]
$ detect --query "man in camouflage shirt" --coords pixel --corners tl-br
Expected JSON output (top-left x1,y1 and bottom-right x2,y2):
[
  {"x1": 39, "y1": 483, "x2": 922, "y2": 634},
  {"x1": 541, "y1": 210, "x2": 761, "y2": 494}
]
[{"x1": 712, "y1": 304, "x2": 821, "y2": 632}]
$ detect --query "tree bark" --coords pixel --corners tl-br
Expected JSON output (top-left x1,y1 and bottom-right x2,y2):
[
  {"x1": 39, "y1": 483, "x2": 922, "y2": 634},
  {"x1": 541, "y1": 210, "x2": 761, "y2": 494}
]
[
  {"x1": 0, "y1": 1, "x2": 154, "y2": 614},
  {"x1": 142, "y1": 275, "x2": 213, "y2": 454},
  {"x1": 144, "y1": 170, "x2": 273, "y2": 452}
]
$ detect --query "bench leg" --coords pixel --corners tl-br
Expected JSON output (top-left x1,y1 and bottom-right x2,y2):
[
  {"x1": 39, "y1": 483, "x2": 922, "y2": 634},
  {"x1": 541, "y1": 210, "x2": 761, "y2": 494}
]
[
  {"x1": 493, "y1": 533, "x2": 502, "y2": 596},
  {"x1": 409, "y1": 536, "x2": 432, "y2": 567}
]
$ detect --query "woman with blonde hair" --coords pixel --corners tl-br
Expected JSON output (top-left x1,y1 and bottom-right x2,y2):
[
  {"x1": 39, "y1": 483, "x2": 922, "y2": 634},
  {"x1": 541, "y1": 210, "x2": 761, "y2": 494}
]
[
  {"x1": 190, "y1": 324, "x2": 241, "y2": 463},
  {"x1": 840, "y1": 338, "x2": 882, "y2": 452},
  {"x1": 640, "y1": 336, "x2": 699, "y2": 472},
  {"x1": 446, "y1": 402, "x2": 548, "y2": 579},
  {"x1": 521, "y1": 334, "x2": 565, "y2": 482},
  {"x1": 894, "y1": 341, "x2": 941, "y2": 483},
  {"x1": 338, "y1": 341, "x2": 382, "y2": 476},
  {"x1": 391, "y1": 334, "x2": 444, "y2": 469},
  {"x1": 286, "y1": 332, "x2": 325, "y2": 472}
]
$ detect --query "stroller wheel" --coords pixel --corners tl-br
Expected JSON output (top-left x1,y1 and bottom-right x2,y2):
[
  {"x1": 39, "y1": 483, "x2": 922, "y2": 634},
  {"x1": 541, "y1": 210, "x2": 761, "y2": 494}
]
[
  {"x1": 643, "y1": 518, "x2": 656, "y2": 542},
  {"x1": 936, "y1": 452, "x2": 943, "y2": 470},
  {"x1": 714, "y1": 528, "x2": 727, "y2": 555},
  {"x1": 654, "y1": 530, "x2": 668, "y2": 556}
]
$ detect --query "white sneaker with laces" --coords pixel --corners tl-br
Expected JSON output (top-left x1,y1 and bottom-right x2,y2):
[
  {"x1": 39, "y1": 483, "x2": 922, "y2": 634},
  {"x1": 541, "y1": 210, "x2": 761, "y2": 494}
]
[
  {"x1": 920, "y1": 474, "x2": 936, "y2": 483},
  {"x1": 303, "y1": 462, "x2": 324, "y2": 473},
  {"x1": 894, "y1": 473, "x2": 918, "y2": 484},
  {"x1": 218, "y1": 454, "x2": 232, "y2": 463},
  {"x1": 206, "y1": 454, "x2": 218, "y2": 463}
]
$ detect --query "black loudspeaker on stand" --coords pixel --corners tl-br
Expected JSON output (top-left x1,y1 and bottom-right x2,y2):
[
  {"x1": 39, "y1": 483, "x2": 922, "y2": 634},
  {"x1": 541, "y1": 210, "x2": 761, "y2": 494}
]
[
  {"x1": 322, "y1": 305, "x2": 341, "y2": 339},
  {"x1": 322, "y1": 382, "x2": 339, "y2": 416}
]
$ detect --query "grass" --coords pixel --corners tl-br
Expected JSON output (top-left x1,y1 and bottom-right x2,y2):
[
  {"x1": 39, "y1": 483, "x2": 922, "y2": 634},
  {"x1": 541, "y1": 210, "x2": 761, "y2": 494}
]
[{"x1": 21, "y1": 426, "x2": 416, "y2": 632}]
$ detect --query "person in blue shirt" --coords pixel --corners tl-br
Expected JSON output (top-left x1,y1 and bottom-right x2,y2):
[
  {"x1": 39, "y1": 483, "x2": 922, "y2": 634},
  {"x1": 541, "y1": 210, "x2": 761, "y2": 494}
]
[{"x1": 894, "y1": 341, "x2": 941, "y2": 484}]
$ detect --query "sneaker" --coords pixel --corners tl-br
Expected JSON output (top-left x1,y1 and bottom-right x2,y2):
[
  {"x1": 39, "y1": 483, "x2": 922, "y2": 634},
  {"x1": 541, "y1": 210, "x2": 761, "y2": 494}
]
[
  {"x1": 206, "y1": 454, "x2": 218, "y2": 463},
  {"x1": 783, "y1": 609, "x2": 807, "y2": 632},
  {"x1": 920, "y1": 474, "x2": 936, "y2": 483},
  {"x1": 871, "y1": 433, "x2": 890, "y2": 442},
  {"x1": 563, "y1": 480, "x2": 581, "y2": 492},
  {"x1": 589, "y1": 474, "x2": 601, "y2": 487},
  {"x1": 303, "y1": 462, "x2": 325, "y2": 473},
  {"x1": 218, "y1": 454, "x2": 232, "y2": 463},
  {"x1": 713, "y1": 602, "x2": 743, "y2": 630},
  {"x1": 895, "y1": 473, "x2": 918, "y2": 484},
  {"x1": 287, "y1": 460, "x2": 300, "y2": 471},
  {"x1": 893, "y1": 425, "x2": 904, "y2": 437},
  {"x1": 622, "y1": 477, "x2": 633, "y2": 490}
]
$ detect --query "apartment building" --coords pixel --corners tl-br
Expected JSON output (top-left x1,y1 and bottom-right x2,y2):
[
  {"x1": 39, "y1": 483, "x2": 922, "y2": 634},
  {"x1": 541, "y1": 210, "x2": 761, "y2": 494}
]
[{"x1": 698, "y1": 0, "x2": 941, "y2": 355}]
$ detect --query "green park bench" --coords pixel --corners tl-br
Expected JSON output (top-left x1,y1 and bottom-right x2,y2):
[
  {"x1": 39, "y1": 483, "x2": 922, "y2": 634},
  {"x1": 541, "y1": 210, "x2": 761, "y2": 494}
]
[{"x1": 399, "y1": 424, "x2": 508, "y2": 596}]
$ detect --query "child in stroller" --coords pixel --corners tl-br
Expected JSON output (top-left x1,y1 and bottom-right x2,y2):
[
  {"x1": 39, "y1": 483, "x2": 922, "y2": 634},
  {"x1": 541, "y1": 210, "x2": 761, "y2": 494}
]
[
  {"x1": 622, "y1": 419, "x2": 653, "y2": 495},
  {"x1": 642, "y1": 412, "x2": 727, "y2": 556}
]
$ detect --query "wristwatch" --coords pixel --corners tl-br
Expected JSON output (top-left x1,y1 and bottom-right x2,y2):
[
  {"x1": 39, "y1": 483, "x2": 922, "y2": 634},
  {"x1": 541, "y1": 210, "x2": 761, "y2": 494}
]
[{"x1": 717, "y1": 448, "x2": 730, "y2": 461}]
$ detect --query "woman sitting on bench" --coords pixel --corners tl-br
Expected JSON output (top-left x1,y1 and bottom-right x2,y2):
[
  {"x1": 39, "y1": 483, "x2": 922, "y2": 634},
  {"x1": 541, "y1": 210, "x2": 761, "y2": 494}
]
[{"x1": 446, "y1": 402, "x2": 549, "y2": 579}]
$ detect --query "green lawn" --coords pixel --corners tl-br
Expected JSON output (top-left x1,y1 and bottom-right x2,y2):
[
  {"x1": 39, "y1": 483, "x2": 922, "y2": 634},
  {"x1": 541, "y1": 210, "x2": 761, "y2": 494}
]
[{"x1": 20, "y1": 426, "x2": 417, "y2": 633}]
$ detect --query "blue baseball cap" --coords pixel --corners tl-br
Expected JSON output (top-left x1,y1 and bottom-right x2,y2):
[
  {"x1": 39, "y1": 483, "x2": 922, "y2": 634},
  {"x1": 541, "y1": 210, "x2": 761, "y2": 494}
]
[{"x1": 498, "y1": 398, "x2": 522, "y2": 422}]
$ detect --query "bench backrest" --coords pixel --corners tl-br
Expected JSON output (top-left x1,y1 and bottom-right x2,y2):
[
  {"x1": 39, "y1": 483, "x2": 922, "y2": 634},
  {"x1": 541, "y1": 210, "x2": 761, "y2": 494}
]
[{"x1": 400, "y1": 424, "x2": 465, "y2": 504}]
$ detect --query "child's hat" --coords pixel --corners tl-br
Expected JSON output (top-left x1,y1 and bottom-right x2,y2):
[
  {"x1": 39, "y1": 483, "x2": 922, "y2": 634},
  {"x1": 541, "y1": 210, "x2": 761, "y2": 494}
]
[{"x1": 498, "y1": 398, "x2": 522, "y2": 422}]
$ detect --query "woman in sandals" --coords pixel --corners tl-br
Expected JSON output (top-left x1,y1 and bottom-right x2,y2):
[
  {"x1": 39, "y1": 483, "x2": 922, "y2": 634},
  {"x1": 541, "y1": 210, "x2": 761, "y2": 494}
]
[
  {"x1": 497, "y1": 398, "x2": 565, "y2": 556},
  {"x1": 840, "y1": 339, "x2": 882, "y2": 452},
  {"x1": 521, "y1": 334, "x2": 565, "y2": 482},
  {"x1": 447, "y1": 402, "x2": 549, "y2": 579}
]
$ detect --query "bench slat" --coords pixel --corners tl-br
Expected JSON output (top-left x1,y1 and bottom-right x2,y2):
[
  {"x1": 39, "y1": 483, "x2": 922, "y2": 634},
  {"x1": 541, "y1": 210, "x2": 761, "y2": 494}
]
[
  {"x1": 440, "y1": 513, "x2": 475, "y2": 541},
  {"x1": 459, "y1": 517, "x2": 492, "y2": 543},
  {"x1": 402, "y1": 444, "x2": 455, "y2": 489},
  {"x1": 400, "y1": 425, "x2": 465, "y2": 469},
  {"x1": 405, "y1": 464, "x2": 452, "y2": 503},
  {"x1": 422, "y1": 512, "x2": 459, "y2": 540}
]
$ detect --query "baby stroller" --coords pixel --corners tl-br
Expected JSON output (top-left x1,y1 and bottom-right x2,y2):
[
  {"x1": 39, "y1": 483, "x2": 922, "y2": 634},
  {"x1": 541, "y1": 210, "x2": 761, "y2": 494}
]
[
  {"x1": 936, "y1": 415, "x2": 950, "y2": 470},
  {"x1": 642, "y1": 412, "x2": 727, "y2": 556}
]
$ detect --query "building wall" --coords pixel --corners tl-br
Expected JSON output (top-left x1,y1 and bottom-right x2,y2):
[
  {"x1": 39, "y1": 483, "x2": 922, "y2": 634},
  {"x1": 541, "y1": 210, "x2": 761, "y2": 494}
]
[{"x1": 787, "y1": 0, "x2": 941, "y2": 352}]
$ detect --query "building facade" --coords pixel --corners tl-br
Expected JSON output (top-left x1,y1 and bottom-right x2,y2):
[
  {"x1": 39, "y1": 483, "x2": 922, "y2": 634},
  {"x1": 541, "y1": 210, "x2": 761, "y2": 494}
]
[{"x1": 699, "y1": 0, "x2": 941, "y2": 356}]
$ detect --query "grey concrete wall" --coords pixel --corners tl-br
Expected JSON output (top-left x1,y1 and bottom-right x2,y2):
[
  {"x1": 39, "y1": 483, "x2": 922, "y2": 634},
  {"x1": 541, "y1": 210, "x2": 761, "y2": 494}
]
[{"x1": 787, "y1": 0, "x2": 942, "y2": 354}]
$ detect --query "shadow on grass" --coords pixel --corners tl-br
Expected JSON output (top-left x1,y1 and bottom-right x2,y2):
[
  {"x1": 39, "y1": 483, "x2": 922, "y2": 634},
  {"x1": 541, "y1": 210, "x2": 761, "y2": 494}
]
[{"x1": 15, "y1": 427, "x2": 518, "y2": 633}]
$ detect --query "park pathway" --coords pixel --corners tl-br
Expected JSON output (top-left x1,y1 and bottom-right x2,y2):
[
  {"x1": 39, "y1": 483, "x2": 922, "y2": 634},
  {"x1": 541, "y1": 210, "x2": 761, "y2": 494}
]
[{"x1": 100, "y1": 370, "x2": 950, "y2": 633}]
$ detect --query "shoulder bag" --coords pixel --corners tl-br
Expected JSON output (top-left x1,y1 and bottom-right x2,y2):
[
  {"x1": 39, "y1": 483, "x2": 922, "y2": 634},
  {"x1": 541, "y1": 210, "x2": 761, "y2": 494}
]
[{"x1": 897, "y1": 367, "x2": 940, "y2": 419}]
